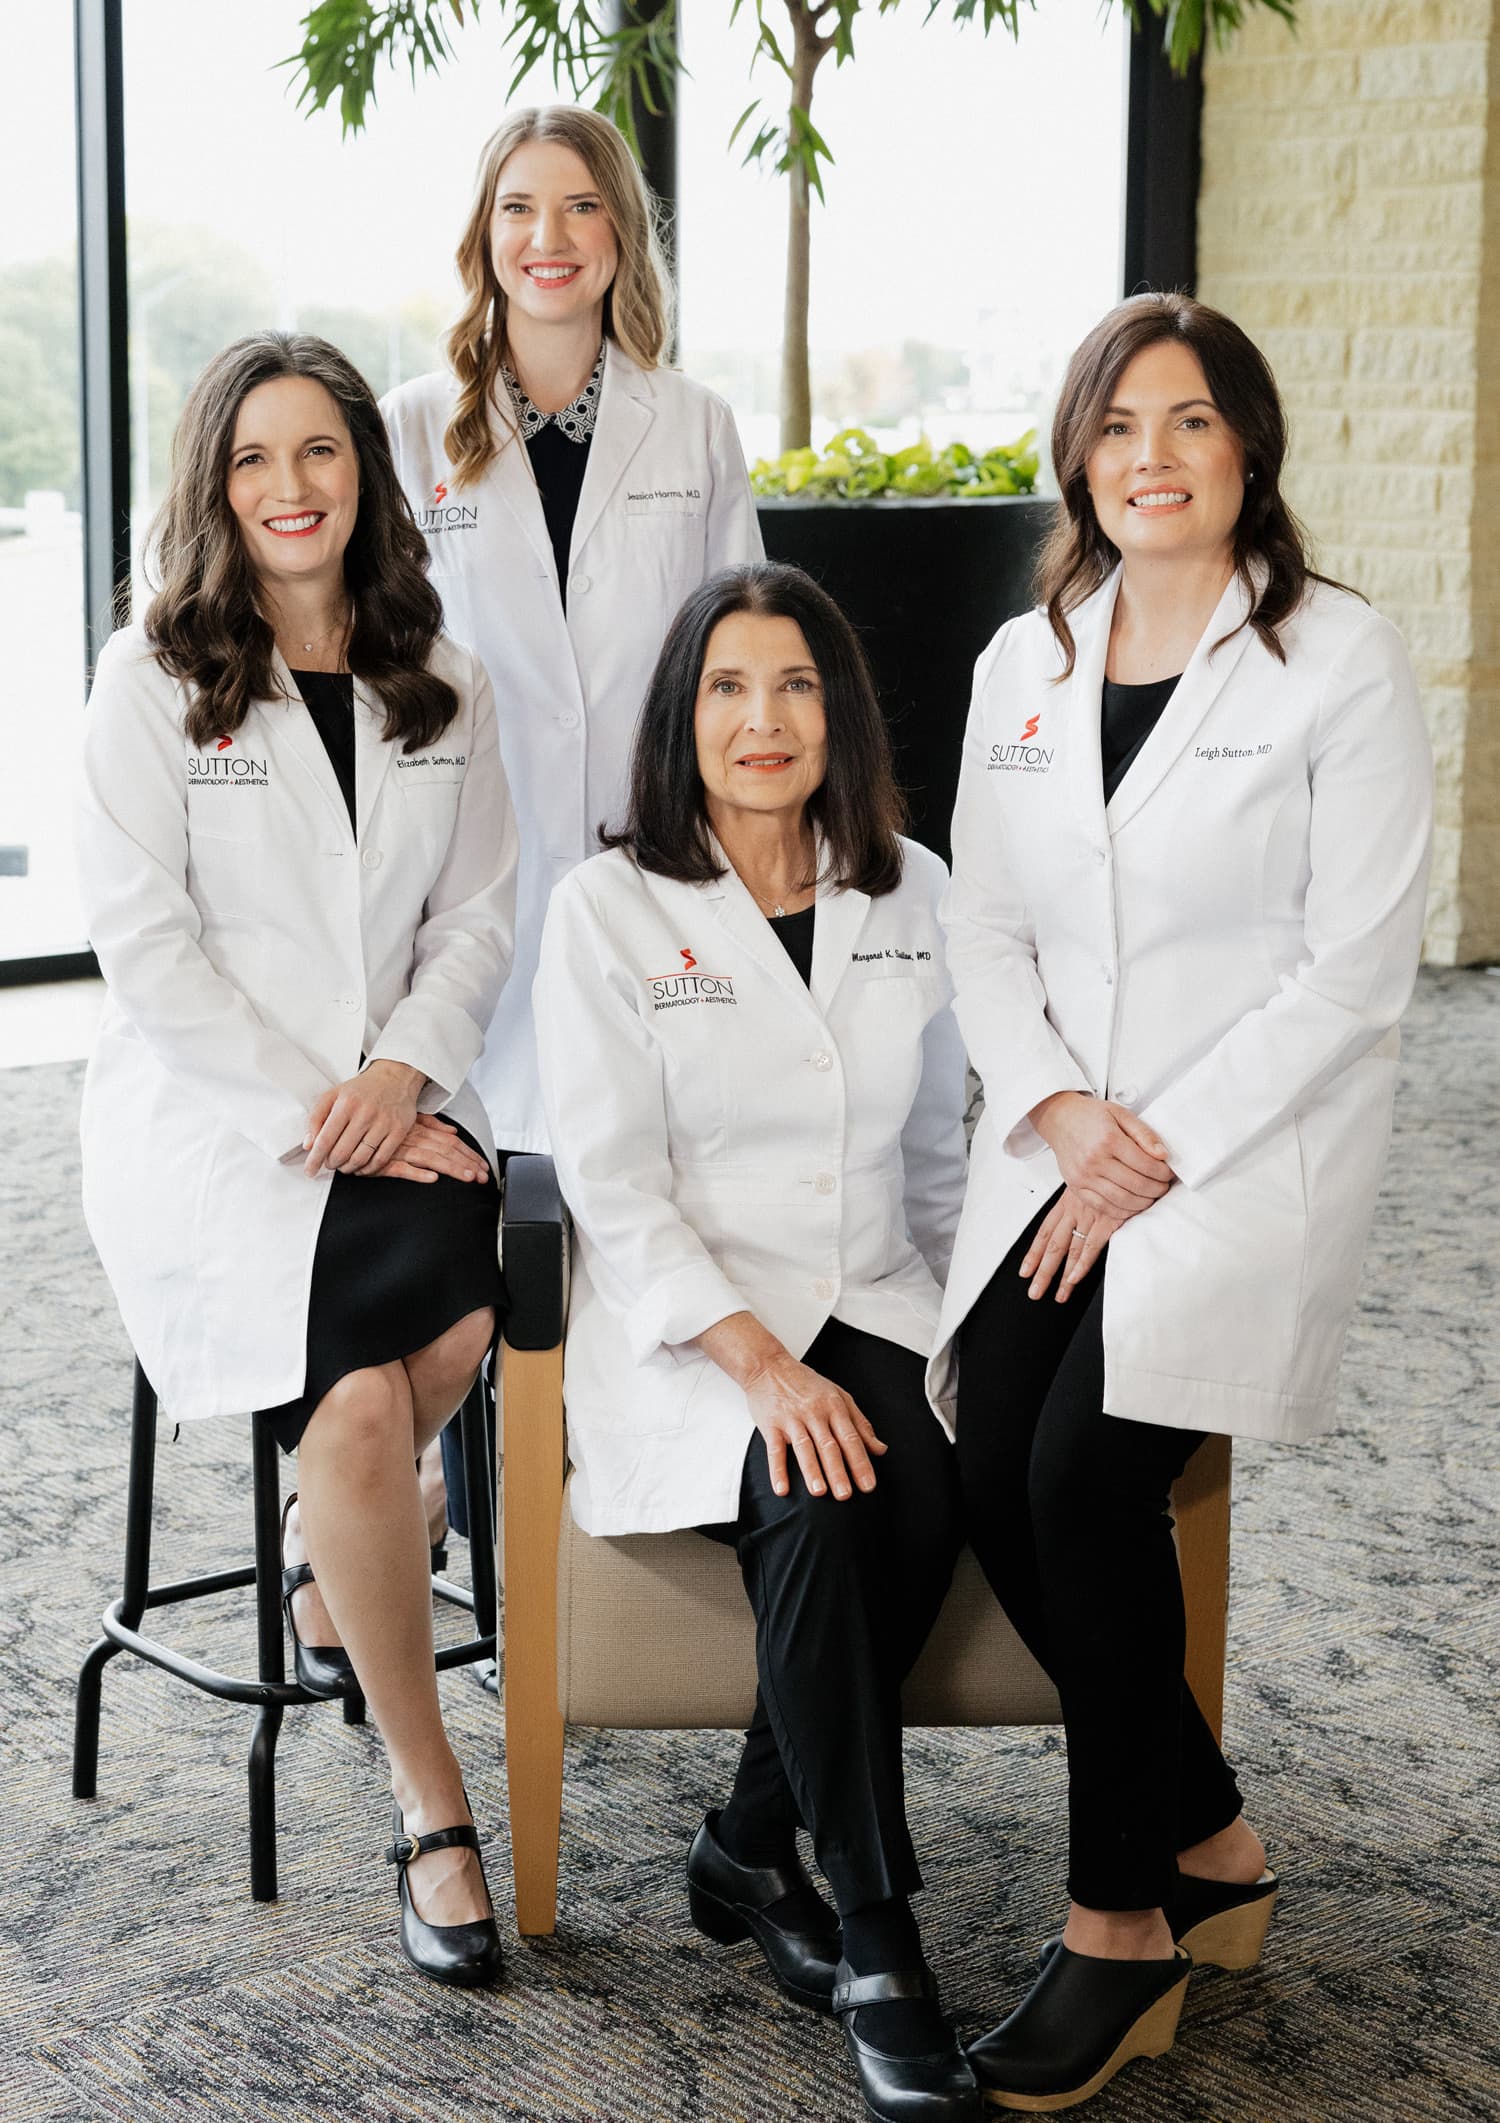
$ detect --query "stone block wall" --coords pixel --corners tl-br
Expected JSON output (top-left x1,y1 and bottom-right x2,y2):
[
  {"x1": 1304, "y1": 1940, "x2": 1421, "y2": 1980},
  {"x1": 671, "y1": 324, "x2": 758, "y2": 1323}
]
[{"x1": 1196, "y1": 0, "x2": 1499, "y2": 962}]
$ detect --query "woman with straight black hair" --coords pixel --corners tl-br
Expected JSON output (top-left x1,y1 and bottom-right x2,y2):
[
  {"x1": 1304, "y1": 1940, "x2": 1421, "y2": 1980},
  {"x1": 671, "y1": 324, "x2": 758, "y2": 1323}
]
[
  {"x1": 933, "y1": 293, "x2": 1432, "y2": 2107},
  {"x1": 535, "y1": 563, "x2": 983, "y2": 2122}
]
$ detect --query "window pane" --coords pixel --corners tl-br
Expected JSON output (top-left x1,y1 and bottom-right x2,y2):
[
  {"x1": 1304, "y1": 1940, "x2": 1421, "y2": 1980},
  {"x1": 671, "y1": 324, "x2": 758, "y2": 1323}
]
[
  {"x1": 121, "y1": 0, "x2": 559, "y2": 582},
  {"x1": 677, "y1": 0, "x2": 1128, "y2": 466},
  {"x1": 0, "y1": 2, "x2": 87, "y2": 963}
]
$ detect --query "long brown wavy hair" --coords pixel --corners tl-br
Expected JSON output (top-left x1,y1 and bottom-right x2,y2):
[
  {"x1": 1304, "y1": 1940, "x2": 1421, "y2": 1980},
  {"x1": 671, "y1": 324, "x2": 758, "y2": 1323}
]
[
  {"x1": 145, "y1": 332, "x2": 458, "y2": 751},
  {"x1": 1037, "y1": 292, "x2": 1348, "y2": 677},
  {"x1": 444, "y1": 105, "x2": 671, "y2": 488}
]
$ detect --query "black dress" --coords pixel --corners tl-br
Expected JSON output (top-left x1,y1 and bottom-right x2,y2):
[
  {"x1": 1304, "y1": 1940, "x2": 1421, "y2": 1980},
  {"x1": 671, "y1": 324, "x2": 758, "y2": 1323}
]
[{"x1": 260, "y1": 672, "x2": 504, "y2": 1454}]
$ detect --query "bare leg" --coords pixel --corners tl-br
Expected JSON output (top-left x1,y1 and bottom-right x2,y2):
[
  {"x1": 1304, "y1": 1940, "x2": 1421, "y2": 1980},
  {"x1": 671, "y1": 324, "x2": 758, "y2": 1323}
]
[
  {"x1": 1178, "y1": 1816, "x2": 1267, "y2": 1884},
  {"x1": 282, "y1": 1307, "x2": 492, "y2": 1650},
  {"x1": 296, "y1": 1320, "x2": 492, "y2": 1928}
]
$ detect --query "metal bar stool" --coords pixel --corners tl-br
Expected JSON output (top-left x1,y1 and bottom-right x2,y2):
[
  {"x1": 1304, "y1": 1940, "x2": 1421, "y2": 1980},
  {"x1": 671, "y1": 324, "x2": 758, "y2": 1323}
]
[{"x1": 72, "y1": 1359, "x2": 499, "y2": 1902}]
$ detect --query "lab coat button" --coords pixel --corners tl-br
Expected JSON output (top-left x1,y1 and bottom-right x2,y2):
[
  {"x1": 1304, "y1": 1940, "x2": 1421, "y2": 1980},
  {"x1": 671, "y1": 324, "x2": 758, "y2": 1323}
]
[
  {"x1": 572, "y1": 572, "x2": 592, "y2": 595},
  {"x1": 361, "y1": 849, "x2": 383, "y2": 869},
  {"x1": 813, "y1": 1277, "x2": 835, "y2": 1301},
  {"x1": 557, "y1": 710, "x2": 580, "y2": 730},
  {"x1": 1102, "y1": 968, "x2": 1114, "y2": 986},
  {"x1": 339, "y1": 994, "x2": 360, "y2": 1012},
  {"x1": 1115, "y1": 1082, "x2": 1138, "y2": 1104},
  {"x1": 814, "y1": 1172, "x2": 837, "y2": 1195},
  {"x1": 1094, "y1": 847, "x2": 1107, "y2": 866},
  {"x1": 811, "y1": 1050, "x2": 833, "y2": 1071}
]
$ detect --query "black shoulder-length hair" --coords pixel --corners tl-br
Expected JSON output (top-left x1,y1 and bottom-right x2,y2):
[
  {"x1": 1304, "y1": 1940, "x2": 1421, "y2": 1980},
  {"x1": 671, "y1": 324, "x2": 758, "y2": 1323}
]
[
  {"x1": 144, "y1": 330, "x2": 457, "y2": 752},
  {"x1": 602, "y1": 562, "x2": 906, "y2": 896}
]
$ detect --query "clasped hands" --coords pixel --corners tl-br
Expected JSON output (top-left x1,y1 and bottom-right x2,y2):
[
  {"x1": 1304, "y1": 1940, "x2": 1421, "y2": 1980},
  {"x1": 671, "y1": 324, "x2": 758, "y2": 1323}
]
[
  {"x1": 301, "y1": 1059, "x2": 490, "y2": 1186},
  {"x1": 1022, "y1": 1090, "x2": 1175, "y2": 1302}
]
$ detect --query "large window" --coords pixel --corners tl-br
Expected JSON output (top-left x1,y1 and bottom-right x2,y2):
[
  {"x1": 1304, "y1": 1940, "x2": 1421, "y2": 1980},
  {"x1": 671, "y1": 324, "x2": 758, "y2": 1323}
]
[
  {"x1": 0, "y1": 3, "x2": 88, "y2": 964},
  {"x1": 676, "y1": 0, "x2": 1128, "y2": 464}
]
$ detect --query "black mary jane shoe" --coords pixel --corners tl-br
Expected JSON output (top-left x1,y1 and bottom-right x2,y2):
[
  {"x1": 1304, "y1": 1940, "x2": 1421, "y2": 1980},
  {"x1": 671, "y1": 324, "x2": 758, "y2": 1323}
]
[
  {"x1": 387, "y1": 1802, "x2": 504, "y2": 1989},
  {"x1": 967, "y1": 1943, "x2": 1191, "y2": 2112},
  {"x1": 833, "y1": 1962, "x2": 984, "y2": 2123},
  {"x1": 685, "y1": 1810, "x2": 841, "y2": 2012},
  {"x1": 280, "y1": 1493, "x2": 356, "y2": 1700}
]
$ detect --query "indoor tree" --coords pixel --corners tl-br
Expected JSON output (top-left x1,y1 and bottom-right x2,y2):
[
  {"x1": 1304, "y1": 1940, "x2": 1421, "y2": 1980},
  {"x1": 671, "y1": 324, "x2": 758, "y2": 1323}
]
[{"x1": 288, "y1": 0, "x2": 1298, "y2": 451}]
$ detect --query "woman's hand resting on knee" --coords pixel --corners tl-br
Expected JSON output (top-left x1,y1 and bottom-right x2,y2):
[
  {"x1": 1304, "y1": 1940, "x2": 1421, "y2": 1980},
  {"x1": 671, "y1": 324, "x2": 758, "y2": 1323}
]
[
  {"x1": 1018, "y1": 1094, "x2": 1176, "y2": 1303},
  {"x1": 1028, "y1": 1091, "x2": 1174, "y2": 1219},
  {"x1": 376, "y1": 1114, "x2": 492, "y2": 1186},
  {"x1": 303, "y1": 1059, "x2": 426, "y2": 1176},
  {"x1": 695, "y1": 1311, "x2": 886, "y2": 1501}
]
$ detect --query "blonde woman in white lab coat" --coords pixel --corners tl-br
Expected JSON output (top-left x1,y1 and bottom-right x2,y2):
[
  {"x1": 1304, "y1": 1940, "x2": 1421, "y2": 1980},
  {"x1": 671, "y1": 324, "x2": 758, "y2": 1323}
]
[
  {"x1": 535, "y1": 564, "x2": 984, "y2": 2123},
  {"x1": 77, "y1": 333, "x2": 518, "y2": 1989},
  {"x1": 383, "y1": 102, "x2": 763, "y2": 1158},
  {"x1": 939, "y1": 295, "x2": 1433, "y2": 2110}
]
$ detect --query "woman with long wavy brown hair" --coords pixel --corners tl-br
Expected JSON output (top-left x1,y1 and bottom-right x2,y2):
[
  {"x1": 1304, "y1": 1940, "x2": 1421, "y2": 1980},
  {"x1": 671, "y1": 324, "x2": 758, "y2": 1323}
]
[
  {"x1": 927, "y1": 293, "x2": 1433, "y2": 2107},
  {"x1": 77, "y1": 331, "x2": 519, "y2": 1988}
]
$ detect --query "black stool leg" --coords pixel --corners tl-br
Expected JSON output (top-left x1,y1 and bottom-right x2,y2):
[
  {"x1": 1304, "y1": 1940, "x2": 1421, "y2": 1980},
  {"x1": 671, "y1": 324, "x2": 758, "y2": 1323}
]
[
  {"x1": 248, "y1": 1413, "x2": 285, "y2": 1902},
  {"x1": 460, "y1": 1371, "x2": 498, "y2": 1645},
  {"x1": 74, "y1": 1363, "x2": 157, "y2": 1798}
]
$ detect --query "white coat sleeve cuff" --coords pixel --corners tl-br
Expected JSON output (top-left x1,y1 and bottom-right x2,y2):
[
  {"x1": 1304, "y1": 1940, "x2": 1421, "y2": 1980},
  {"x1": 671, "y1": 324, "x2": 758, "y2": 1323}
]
[
  {"x1": 622, "y1": 1261, "x2": 746, "y2": 1366},
  {"x1": 996, "y1": 1066, "x2": 1093, "y2": 1161},
  {"x1": 365, "y1": 1008, "x2": 474, "y2": 1104}
]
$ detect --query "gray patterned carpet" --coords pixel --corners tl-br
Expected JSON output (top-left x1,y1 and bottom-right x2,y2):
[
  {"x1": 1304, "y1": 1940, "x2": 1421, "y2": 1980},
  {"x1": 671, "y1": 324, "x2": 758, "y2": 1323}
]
[{"x1": 2, "y1": 968, "x2": 1497, "y2": 2123}]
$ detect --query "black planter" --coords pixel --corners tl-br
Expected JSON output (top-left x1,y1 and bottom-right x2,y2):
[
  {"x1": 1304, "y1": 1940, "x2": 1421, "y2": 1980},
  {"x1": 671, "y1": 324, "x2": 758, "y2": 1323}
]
[{"x1": 757, "y1": 494, "x2": 1056, "y2": 865}]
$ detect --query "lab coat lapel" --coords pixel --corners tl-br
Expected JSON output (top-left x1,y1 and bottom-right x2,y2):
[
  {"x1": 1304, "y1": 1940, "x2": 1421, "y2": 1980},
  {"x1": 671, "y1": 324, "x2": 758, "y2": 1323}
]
[
  {"x1": 487, "y1": 417, "x2": 559, "y2": 588},
  {"x1": 809, "y1": 873, "x2": 872, "y2": 1017},
  {"x1": 1059, "y1": 569, "x2": 1121, "y2": 849},
  {"x1": 353, "y1": 675, "x2": 395, "y2": 842},
  {"x1": 270, "y1": 649, "x2": 354, "y2": 844},
  {"x1": 1105, "y1": 571, "x2": 1258, "y2": 833},
  {"x1": 695, "y1": 848, "x2": 822, "y2": 1019},
  {"x1": 570, "y1": 343, "x2": 652, "y2": 569}
]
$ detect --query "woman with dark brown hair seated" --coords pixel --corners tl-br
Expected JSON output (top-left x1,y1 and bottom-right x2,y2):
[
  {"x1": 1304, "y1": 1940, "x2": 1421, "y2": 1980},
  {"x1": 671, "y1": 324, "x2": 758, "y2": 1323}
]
[{"x1": 77, "y1": 331, "x2": 518, "y2": 1988}]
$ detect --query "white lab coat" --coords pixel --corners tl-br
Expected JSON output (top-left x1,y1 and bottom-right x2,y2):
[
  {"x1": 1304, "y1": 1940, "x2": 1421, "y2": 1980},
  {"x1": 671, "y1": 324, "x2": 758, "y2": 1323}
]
[
  {"x1": 534, "y1": 839, "x2": 970, "y2": 1534},
  {"x1": 930, "y1": 569, "x2": 1433, "y2": 1444},
  {"x1": 76, "y1": 625, "x2": 519, "y2": 1423},
  {"x1": 382, "y1": 342, "x2": 764, "y2": 1153}
]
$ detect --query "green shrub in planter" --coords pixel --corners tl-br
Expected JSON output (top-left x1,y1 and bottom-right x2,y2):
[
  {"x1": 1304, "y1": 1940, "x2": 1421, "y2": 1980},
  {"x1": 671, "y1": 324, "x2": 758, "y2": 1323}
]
[{"x1": 751, "y1": 426, "x2": 1040, "y2": 502}]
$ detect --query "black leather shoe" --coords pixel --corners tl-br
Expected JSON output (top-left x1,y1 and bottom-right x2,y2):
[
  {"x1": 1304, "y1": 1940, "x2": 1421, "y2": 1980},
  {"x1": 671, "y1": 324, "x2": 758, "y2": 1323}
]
[
  {"x1": 1037, "y1": 1866, "x2": 1279, "y2": 1974},
  {"x1": 280, "y1": 1493, "x2": 355, "y2": 1700},
  {"x1": 833, "y1": 1963, "x2": 983, "y2": 2122},
  {"x1": 685, "y1": 1811, "x2": 840, "y2": 2012},
  {"x1": 387, "y1": 1803, "x2": 504, "y2": 1988},
  {"x1": 1170, "y1": 1868, "x2": 1277, "y2": 1969},
  {"x1": 967, "y1": 1943, "x2": 1191, "y2": 2111}
]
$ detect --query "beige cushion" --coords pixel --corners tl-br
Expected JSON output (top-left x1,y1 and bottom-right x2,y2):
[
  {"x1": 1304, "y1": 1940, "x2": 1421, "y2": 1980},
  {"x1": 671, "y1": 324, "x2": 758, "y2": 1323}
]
[{"x1": 555, "y1": 1473, "x2": 1060, "y2": 1729}]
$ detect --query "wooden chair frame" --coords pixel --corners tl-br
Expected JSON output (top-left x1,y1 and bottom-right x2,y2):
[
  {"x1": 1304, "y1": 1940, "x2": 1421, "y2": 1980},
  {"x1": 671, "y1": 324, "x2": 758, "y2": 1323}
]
[{"x1": 497, "y1": 1155, "x2": 1230, "y2": 1938}]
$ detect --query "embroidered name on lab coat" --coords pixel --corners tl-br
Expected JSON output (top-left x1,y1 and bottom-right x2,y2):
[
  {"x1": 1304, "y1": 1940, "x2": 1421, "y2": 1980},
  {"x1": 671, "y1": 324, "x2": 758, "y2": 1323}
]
[{"x1": 1193, "y1": 742, "x2": 1273, "y2": 762}]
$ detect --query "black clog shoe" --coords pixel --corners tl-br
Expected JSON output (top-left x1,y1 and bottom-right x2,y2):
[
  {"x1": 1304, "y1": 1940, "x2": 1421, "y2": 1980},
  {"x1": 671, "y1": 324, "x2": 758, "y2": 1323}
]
[
  {"x1": 833, "y1": 1961, "x2": 984, "y2": 2123},
  {"x1": 967, "y1": 1943, "x2": 1191, "y2": 2111},
  {"x1": 685, "y1": 1810, "x2": 841, "y2": 2011}
]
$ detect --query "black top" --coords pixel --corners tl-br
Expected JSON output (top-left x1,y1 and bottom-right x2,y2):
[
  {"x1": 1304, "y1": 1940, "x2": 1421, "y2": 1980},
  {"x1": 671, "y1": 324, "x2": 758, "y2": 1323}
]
[
  {"x1": 1100, "y1": 673, "x2": 1181, "y2": 804},
  {"x1": 768, "y1": 904, "x2": 816, "y2": 988},
  {"x1": 524, "y1": 423, "x2": 593, "y2": 607},
  {"x1": 292, "y1": 669, "x2": 356, "y2": 829}
]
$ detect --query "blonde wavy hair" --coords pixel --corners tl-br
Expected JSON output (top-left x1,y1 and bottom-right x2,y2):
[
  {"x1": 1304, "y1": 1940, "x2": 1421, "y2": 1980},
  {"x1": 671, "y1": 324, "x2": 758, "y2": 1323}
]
[{"x1": 444, "y1": 105, "x2": 671, "y2": 487}]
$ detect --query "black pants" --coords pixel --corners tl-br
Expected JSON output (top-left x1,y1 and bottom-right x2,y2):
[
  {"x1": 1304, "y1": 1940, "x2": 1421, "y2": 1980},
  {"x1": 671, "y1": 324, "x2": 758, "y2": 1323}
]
[
  {"x1": 703, "y1": 1318, "x2": 963, "y2": 1914},
  {"x1": 956, "y1": 1193, "x2": 1243, "y2": 1913}
]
